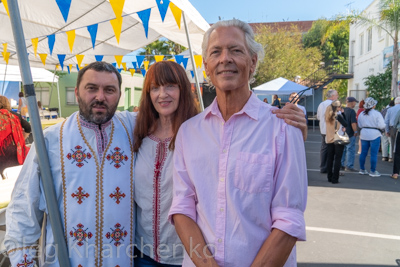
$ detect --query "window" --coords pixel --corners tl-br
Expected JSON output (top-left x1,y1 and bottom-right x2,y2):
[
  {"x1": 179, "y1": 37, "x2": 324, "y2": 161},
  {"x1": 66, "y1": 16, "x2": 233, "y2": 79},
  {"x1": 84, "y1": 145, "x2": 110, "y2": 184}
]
[
  {"x1": 134, "y1": 87, "x2": 142, "y2": 107},
  {"x1": 124, "y1": 87, "x2": 131, "y2": 110},
  {"x1": 367, "y1": 28, "x2": 372, "y2": 51},
  {"x1": 359, "y1": 33, "x2": 364, "y2": 55},
  {"x1": 35, "y1": 87, "x2": 50, "y2": 105},
  {"x1": 66, "y1": 87, "x2": 78, "y2": 105}
]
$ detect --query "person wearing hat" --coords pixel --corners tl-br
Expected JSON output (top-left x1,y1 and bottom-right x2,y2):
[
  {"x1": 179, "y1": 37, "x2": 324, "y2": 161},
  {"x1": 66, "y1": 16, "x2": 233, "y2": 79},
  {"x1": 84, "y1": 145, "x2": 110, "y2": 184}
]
[
  {"x1": 380, "y1": 99, "x2": 395, "y2": 162},
  {"x1": 384, "y1": 97, "x2": 400, "y2": 162},
  {"x1": 340, "y1": 96, "x2": 359, "y2": 172},
  {"x1": 358, "y1": 97, "x2": 386, "y2": 177}
]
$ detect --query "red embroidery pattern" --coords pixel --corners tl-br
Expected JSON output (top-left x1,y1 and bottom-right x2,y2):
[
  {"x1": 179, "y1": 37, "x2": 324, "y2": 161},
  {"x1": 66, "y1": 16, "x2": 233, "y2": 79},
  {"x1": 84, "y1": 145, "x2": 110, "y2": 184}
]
[
  {"x1": 71, "y1": 187, "x2": 90, "y2": 204},
  {"x1": 109, "y1": 187, "x2": 126, "y2": 204},
  {"x1": 105, "y1": 223, "x2": 128, "y2": 247},
  {"x1": 69, "y1": 223, "x2": 93, "y2": 246},
  {"x1": 16, "y1": 254, "x2": 35, "y2": 267},
  {"x1": 66, "y1": 145, "x2": 92, "y2": 168},
  {"x1": 106, "y1": 147, "x2": 128, "y2": 169}
]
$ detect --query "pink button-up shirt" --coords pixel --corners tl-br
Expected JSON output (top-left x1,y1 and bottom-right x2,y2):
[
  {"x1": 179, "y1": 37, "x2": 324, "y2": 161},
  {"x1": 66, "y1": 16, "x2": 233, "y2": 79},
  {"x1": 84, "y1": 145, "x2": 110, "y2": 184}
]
[{"x1": 168, "y1": 93, "x2": 307, "y2": 267}]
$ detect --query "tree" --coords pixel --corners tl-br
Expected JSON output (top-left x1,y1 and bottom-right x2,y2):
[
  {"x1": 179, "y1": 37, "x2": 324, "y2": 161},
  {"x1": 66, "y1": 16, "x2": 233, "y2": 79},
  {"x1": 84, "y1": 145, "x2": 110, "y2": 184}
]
[
  {"x1": 139, "y1": 39, "x2": 187, "y2": 62},
  {"x1": 364, "y1": 63, "x2": 392, "y2": 111},
  {"x1": 350, "y1": 0, "x2": 400, "y2": 97},
  {"x1": 254, "y1": 24, "x2": 323, "y2": 86}
]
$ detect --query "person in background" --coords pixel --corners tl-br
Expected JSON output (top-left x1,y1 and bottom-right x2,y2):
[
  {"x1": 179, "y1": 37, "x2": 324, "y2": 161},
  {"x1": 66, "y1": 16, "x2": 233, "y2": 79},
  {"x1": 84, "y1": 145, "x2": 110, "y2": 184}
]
[
  {"x1": 133, "y1": 61, "x2": 198, "y2": 266},
  {"x1": 381, "y1": 99, "x2": 395, "y2": 162},
  {"x1": 133, "y1": 106, "x2": 139, "y2": 112},
  {"x1": 358, "y1": 97, "x2": 385, "y2": 177},
  {"x1": 271, "y1": 94, "x2": 281, "y2": 108},
  {"x1": 356, "y1": 99, "x2": 365, "y2": 154},
  {"x1": 37, "y1": 100, "x2": 43, "y2": 110},
  {"x1": 17, "y1": 92, "x2": 28, "y2": 118},
  {"x1": 289, "y1": 92, "x2": 307, "y2": 120},
  {"x1": 341, "y1": 96, "x2": 359, "y2": 172},
  {"x1": 325, "y1": 100, "x2": 347, "y2": 184},
  {"x1": 384, "y1": 97, "x2": 400, "y2": 163},
  {"x1": 317, "y1": 89, "x2": 338, "y2": 173},
  {"x1": 263, "y1": 98, "x2": 268, "y2": 104},
  {"x1": 390, "y1": 103, "x2": 400, "y2": 179},
  {"x1": 0, "y1": 95, "x2": 31, "y2": 177}
]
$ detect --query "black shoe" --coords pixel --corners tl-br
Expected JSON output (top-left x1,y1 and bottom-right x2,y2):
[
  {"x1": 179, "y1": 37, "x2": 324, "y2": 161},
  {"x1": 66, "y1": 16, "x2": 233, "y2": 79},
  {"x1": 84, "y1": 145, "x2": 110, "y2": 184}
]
[
  {"x1": 320, "y1": 170, "x2": 327, "y2": 174},
  {"x1": 345, "y1": 167, "x2": 358, "y2": 172},
  {"x1": 340, "y1": 166, "x2": 345, "y2": 171},
  {"x1": 332, "y1": 180, "x2": 339, "y2": 184}
]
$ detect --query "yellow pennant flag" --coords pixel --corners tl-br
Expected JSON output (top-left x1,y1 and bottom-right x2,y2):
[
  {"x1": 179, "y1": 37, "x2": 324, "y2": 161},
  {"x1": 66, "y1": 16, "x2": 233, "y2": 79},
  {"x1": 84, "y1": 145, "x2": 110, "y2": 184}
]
[
  {"x1": 2, "y1": 52, "x2": 10, "y2": 64},
  {"x1": 76, "y1": 54, "x2": 84, "y2": 67},
  {"x1": 69, "y1": 64, "x2": 73, "y2": 70},
  {"x1": 2, "y1": 43, "x2": 7, "y2": 53},
  {"x1": 32, "y1": 38, "x2": 38, "y2": 57},
  {"x1": 129, "y1": 69, "x2": 135, "y2": 76},
  {"x1": 143, "y1": 60, "x2": 150, "y2": 70},
  {"x1": 169, "y1": 2, "x2": 182, "y2": 29},
  {"x1": 66, "y1": 30, "x2": 76, "y2": 53},
  {"x1": 39, "y1": 53, "x2": 47, "y2": 66},
  {"x1": 194, "y1": 55, "x2": 202, "y2": 68},
  {"x1": 110, "y1": 17, "x2": 123, "y2": 44},
  {"x1": 122, "y1": 62, "x2": 127, "y2": 71},
  {"x1": 109, "y1": 0, "x2": 125, "y2": 18},
  {"x1": 154, "y1": 55, "x2": 164, "y2": 62},
  {"x1": 85, "y1": 64, "x2": 88, "y2": 67},
  {"x1": 56, "y1": 64, "x2": 60, "y2": 70},
  {"x1": 2, "y1": 0, "x2": 9, "y2": 17},
  {"x1": 168, "y1": 58, "x2": 175, "y2": 62},
  {"x1": 203, "y1": 70, "x2": 207, "y2": 79},
  {"x1": 114, "y1": 55, "x2": 123, "y2": 67}
]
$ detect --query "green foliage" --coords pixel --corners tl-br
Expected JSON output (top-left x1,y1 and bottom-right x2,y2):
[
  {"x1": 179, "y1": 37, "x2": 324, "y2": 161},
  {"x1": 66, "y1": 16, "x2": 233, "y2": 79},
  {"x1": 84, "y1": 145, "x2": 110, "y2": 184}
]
[
  {"x1": 253, "y1": 25, "x2": 323, "y2": 86},
  {"x1": 364, "y1": 64, "x2": 392, "y2": 111},
  {"x1": 139, "y1": 39, "x2": 187, "y2": 62}
]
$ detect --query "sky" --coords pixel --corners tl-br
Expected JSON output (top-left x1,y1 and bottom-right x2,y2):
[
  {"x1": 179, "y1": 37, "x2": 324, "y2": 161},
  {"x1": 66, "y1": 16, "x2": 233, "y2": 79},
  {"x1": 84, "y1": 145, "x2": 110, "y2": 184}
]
[{"x1": 189, "y1": 0, "x2": 372, "y2": 24}]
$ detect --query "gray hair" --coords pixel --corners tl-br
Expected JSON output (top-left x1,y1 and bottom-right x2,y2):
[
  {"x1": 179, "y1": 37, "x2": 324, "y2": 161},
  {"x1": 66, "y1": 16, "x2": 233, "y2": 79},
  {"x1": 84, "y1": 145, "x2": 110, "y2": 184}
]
[
  {"x1": 202, "y1": 19, "x2": 265, "y2": 84},
  {"x1": 326, "y1": 89, "x2": 337, "y2": 99}
]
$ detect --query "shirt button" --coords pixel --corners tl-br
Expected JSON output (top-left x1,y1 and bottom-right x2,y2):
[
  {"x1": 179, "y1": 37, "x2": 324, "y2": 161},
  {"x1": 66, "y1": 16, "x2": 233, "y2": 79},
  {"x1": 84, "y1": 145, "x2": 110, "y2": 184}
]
[
  {"x1": 223, "y1": 149, "x2": 227, "y2": 153},
  {"x1": 218, "y1": 238, "x2": 222, "y2": 243},
  {"x1": 220, "y1": 208, "x2": 224, "y2": 212},
  {"x1": 220, "y1": 178, "x2": 224, "y2": 182}
]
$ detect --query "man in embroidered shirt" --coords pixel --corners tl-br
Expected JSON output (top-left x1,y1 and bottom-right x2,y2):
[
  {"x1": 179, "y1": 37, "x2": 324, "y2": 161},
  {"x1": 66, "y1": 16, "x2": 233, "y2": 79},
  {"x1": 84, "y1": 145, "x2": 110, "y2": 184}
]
[
  {"x1": 168, "y1": 19, "x2": 308, "y2": 267},
  {"x1": 4, "y1": 62, "x2": 136, "y2": 266}
]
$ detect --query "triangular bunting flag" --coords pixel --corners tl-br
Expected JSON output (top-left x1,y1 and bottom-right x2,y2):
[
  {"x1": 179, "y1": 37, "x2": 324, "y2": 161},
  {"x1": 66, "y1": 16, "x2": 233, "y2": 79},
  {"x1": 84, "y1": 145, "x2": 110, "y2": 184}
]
[
  {"x1": 32, "y1": 38, "x2": 38, "y2": 57},
  {"x1": 110, "y1": 17, "x2": 123, "y2": 44},
  {"x1": 129, "y1": 69, "x2": 135, "y2": 76},
  {"x1": 109, "y1": 0, "x2": 125, "y2": 18},
  {"x1": 194, "y1": 55, "x2": 202, "y2": 68},
  {"x1": 95, "y1": 55, "x2": 104, "y2": 62},
  {"x1": 143, "y1": 60, "x2": 150, "y2": 70},
  {"x1": 57, "y1": 54, "x2": 66, "y2": 70},
  {"x1": 47, "y1": 34, "x2": 55, "y2": 55},
  {"x1": 141, "y1": 69, "x2": 146, "y2": 77},
  {"x1": 76, "y1": 54, "x2": 84, "y2": 67},
  {"x1": 136, "y1": 55, "x2": 145, "y2": 68},
  {"x1": 117, "y1": 68, "x2": 123, "y2": 73},
  {"x1": 112, "y1": 62, "x2": 117, "y2": 68},
  {"x1": 131, "y1": 62, "x2": 137, "y2": 70},
  {"x1": 169, "y1": 2, "x2": 182, "y2": 29},
  {"x1": 154, "y1": 55, "x2": 164, "y2": 62},
  {"x1": 2, "y1": 52, "x2": 10, "y2": 64},
  {"x1": 39, "y1": 53, "x2": 47, "y2": 66},
  {"x1": 182, "y1": 57, "x2": 188, "y2": 69},
  {"x1": 175, "y1": 55, "x2": 183, "y2": 65},
  {"x1": 203, "y1": 70, "x2": 207, "y2": 79},
  {"x1": 76, "y1": 64, "x2": 80, "y2": 71},
  {"x1": 122, "y1": 62, "x2": 127, "y2": 71},
  {"x1": 156, "y1": 0, "x2": 170, "y2": 22},
  {"x1": 67, "y1": 65, "x2": 71, "y2": 74},
  {"x1": 114, "y1": 55, "x2": 123, "y2": 67},
  {"x1": 66, "y1": 30, "x2": 75, "y2": 53},
  {"x1": 55, "y1": 0, "x2": 72, "y2": 22},
  {"x1": 2, "y1": 0, "x2": 9, "y2": 17},
  {"x1": 87, "y1": 24, "x2": 98, "y2": 49},
  {"x1": 137, "y1": 9, "x2": 151, "y2": 38},
  {"x1": 190, "y1": 70, "x2": 194, "y2": 78},
  {"x1": 168, "y1": 58, "x2": 175, "y2": 62},
  {"x1": 2, "y1": 43, "x2": 7, "y2": 53}
]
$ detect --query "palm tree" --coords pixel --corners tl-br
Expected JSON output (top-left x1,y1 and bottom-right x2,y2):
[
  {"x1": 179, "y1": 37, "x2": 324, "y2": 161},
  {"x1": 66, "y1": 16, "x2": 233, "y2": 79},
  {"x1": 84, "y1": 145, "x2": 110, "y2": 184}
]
[{"x1": 351, "y1": 0, "x2": 400, "y2": 97}]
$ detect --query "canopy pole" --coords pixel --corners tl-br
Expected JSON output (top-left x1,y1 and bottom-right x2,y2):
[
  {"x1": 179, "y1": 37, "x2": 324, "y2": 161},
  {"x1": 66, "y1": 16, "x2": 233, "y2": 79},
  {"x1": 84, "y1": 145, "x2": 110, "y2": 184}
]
[
  {"x1": 182, "y1": 11, "x2": 204, "y2": 111},
  {"x1": 57, "y1": 81, "x2": 62, "y2": 117},
  {"x1": 1, "y1": 63, "x2": 8, "y2": 95},
  {"x1": 7, "y1": 0, "x2": 71, "y2": 266}
]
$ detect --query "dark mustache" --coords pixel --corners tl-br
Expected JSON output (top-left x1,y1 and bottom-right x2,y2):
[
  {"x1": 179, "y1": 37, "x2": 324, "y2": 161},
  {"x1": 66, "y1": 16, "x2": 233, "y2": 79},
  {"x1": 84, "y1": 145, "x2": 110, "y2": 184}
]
[{"x1": 91, "y1": 100, "x2": 107, "y2": 108}]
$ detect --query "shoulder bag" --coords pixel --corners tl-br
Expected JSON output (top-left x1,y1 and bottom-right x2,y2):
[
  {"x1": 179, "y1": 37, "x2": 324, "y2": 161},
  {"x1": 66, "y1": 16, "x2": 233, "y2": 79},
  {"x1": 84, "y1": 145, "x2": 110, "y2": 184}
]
[{"x1": 333, "y1": 119, "x2": 350, "y2": 145}]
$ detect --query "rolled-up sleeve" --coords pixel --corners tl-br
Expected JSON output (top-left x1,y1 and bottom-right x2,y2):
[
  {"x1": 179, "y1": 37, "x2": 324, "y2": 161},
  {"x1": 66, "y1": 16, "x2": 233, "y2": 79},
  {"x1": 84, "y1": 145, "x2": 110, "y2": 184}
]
[
  {"x1": 270, "y1": 123, "x2": 308, "y2": 241},
  {"x1": 168, "y1": 125, "x2": 197, "y2": 225}
]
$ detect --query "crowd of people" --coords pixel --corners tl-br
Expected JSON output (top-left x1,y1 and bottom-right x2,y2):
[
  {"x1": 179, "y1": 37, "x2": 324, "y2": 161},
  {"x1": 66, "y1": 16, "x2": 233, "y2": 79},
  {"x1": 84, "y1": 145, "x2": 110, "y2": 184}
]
[{"x1": 317, "y1": 89, "x2": 400, "y2": 183}]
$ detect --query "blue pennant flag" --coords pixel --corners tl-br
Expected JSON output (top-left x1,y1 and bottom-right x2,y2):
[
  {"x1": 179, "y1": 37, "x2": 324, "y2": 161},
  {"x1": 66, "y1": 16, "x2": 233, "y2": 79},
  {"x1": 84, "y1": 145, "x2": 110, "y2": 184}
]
[
  {"x1": 136, "y1": 56, "x2": 145, "y2": 68},
  {"x1": 87, "y1": 24, "x2": 98, "y2": 49},
  {"x1": 137, "y1": 9, "x2": 151, "y2": 38},
  {"x1": 95, "y1": 55, "x2": 104, "y2": 62},
  {"x1": 190, "y1": 70, "x2": 194, "y2": 78},
  {"x1": 182, "y1": 57, "x2": 189, "y2": 69},
  {"x1": 57, "y1": 54, "x2": 66, "y2": 70},
  {"x1": 141, "y1": 69, "x2": 146, "y2": 77},
  {"x1": 76, "y1": 64, "x2": 80, "y2": 71},
  {"x1": 156, "y1": 0, "x2": 170, "y2": 22},
  {"x1": 55, "y1": 0, "x2": 72, "y2": 22},
  {"x1": 175, "y1": 55, "x2": 183, "y2": 65},
  {"x1": 67, "y1": 65, "x2": 71, "y2": 74},
  {"x1": 48, "y1": 34, "x2": 55, "y2": 55},
  {"x1": 117, "y1": 68, "x2": 123, "y2": 73},
  {"x1": 112, "y1": 62, "x2": 117, "y2": 68},
  {"x1": 132, "y1": 62, "x2": 137, "y2": 70}
]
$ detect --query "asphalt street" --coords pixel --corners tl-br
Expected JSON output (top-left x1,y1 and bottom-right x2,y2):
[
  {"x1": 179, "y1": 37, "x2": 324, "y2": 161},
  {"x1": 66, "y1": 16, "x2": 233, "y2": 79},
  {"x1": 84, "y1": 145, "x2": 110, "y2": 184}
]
[{"x1": 297, "y1": 128, "x2": 400, "y2": 267}]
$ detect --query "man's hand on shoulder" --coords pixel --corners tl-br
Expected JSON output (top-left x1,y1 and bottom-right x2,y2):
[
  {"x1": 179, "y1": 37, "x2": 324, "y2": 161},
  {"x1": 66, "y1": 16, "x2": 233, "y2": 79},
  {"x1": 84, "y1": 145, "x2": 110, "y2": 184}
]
[{"x1": 272, "y1": 103, "x2": 308, "y2": 141}]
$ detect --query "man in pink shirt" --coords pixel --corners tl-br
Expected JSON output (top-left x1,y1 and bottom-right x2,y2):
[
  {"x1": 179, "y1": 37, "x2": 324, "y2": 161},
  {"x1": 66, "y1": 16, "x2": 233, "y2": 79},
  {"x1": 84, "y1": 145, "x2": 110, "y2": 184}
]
[{"x1": 168, "y1": 19, "x2": 308, "y2": 266}]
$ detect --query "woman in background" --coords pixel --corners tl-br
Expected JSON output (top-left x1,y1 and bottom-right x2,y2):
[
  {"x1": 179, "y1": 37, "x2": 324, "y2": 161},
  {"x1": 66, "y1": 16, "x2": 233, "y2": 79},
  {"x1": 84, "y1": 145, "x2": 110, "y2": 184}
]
[
  {"x1": 356, "y1": 99, "x2": 365, "y2": 154},
  {"x1": 17, "y1": 92, "x2": 28, "y2": 118},
  {"x1": 271, "y1": 94, "x2": 281, "y2": 108}
]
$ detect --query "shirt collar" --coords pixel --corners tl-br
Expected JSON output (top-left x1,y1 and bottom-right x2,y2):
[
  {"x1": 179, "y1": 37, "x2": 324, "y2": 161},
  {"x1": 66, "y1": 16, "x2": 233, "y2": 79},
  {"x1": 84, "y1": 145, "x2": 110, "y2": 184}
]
[
  {"x1": 204, "y1": 91, "x2": 260, "y2": 121},
  {"x1": 79, "y1": 113, "x2": 112, "y2": 130}
]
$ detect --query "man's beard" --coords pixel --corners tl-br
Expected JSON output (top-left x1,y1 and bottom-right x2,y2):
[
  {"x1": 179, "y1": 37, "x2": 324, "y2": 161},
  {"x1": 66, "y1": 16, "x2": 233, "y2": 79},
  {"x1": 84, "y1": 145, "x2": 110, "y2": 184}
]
[{"x1": 77, "y1": 95, "x2": 118, "y2": 125}]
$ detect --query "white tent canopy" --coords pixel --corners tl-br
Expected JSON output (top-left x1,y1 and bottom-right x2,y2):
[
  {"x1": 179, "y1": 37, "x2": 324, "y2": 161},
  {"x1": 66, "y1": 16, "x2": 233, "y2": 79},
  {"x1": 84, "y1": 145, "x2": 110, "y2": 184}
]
[
  {"x1": 253, "y1": 77, "x2": 312, "y2": 96},
  {"x1": 0, "y1": 0, "x2": 209, "y2": 68},
  {"x1": 0, "y1": 64, "x2": 58, "y2": 82}
]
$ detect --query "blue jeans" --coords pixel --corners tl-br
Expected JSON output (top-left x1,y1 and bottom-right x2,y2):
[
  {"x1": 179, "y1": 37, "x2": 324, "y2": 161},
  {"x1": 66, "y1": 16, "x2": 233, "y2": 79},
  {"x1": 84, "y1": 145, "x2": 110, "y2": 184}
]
[
  {"x1": 359, "y1": 137, "x2": 381, "y2": 172},
  {"x1": 134, "y1": 247, "x2": 181, "y2": 267},
  {"x1": 341, "y1": 136, "x2": 356, "y2": 168}
]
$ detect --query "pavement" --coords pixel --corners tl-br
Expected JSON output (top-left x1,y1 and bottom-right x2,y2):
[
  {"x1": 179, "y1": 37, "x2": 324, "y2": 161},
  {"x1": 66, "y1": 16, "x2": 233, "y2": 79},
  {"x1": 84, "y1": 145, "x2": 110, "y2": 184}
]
[{"x1": 298, "y1": 128, "x2": 400, "y2": 267}]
